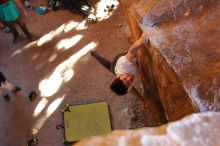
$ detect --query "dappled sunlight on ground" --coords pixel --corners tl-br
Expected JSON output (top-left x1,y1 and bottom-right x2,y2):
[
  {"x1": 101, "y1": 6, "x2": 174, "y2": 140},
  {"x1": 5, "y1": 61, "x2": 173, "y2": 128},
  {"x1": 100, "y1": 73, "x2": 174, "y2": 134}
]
[
  {"x1": 39, "y1": 42, "x2": 97, "y2": 97},
  {"x1": 28, "y1": 3, "x2": 120, "y2": 135},
  {"x1": 37, "y1": 24, "x2": 65, "y2": 46},
  {"x1": 32, "y1": 95, "x2": 65, "y2": 135},
  {"x1": 2, "y1": 2, "x2": 122, "y2": 142},
  {"x1": 10, "y1": 0, "x2": 119, "y2": 58},
  {"x1": 56, "y1": 35, "x2": 83, "y2": 50},
  {"x1": 0, "y1": 2, "x2": 132, "y2": 144},
  {"x1": 63, "y1": 21, "x2": 79, "y2": 33},
  {"x1": 47, "y1": 96, "x2": 64, "y2": 114},
  {"x1": 27, "y1": 15, "x2": 99, "y2": 136},
  {"x1": 32, "y1": 39, "x2": 97, "y2": 132},
  {"x1": 94, "y1": 0, "x2": 119, "y2": 21},
  {"x1": 75, "y1": 20, "x2": 88, "y2": 30},
  {"x1": 10, "y1": 20, "x2": 88, "y2": 57},
  {"x1": 48, "y1": 53, "x2": 58, "y2": 62},
  {"x1": 33, "y1": 98, "x2": 48, "y2": 117},
  {"x1": 32, "y1": 35, "x2": 97, "y2": 138}
]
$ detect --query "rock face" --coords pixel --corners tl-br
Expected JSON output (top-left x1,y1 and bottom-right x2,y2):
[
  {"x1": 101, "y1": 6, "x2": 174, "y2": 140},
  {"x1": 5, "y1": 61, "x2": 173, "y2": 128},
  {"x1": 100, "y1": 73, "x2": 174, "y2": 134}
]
[
  {"x1": 73, "y1": 1, "x2": 220, "y2": 145},
  {"x1": 75, "y1": 112, "x2": 220, "y2": 146},
  {"x1": 120, "y1": 0, "x2": 220, "y2": 121}
]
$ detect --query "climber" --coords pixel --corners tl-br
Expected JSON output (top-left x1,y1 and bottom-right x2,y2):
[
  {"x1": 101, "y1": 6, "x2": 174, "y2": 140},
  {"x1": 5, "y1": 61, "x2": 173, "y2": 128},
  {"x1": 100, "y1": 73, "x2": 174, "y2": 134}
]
[{"x1": 90, "y1": 31, "x2": 150, "y2": 107}]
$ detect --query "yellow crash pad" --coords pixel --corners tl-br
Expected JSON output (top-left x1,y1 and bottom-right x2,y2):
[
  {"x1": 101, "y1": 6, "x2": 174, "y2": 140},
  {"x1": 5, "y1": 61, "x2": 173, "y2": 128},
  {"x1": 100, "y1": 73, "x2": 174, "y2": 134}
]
[{"x1": 63, "y1": 102, "x2": 111, "y2": 142}]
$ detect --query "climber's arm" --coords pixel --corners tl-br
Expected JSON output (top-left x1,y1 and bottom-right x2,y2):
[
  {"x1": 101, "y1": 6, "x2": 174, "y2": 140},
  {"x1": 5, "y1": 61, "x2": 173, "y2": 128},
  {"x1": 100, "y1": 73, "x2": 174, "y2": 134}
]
[{"x1": 125, "y1": 31, "x2": 148, "y2": 62}]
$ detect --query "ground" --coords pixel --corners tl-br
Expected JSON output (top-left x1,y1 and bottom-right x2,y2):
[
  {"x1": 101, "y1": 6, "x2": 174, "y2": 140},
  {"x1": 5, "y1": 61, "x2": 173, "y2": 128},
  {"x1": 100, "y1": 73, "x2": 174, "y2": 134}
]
[{"x1": 0, "y1": 2, "x2": 144, "y2": 146}]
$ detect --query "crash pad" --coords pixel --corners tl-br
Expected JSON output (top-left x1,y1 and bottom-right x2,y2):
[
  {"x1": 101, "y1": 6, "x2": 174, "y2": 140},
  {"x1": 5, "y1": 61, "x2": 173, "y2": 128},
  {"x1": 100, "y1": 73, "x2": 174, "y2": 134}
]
[{"x1": 63, "y1": 102, "x2": 111, "y2": 142}]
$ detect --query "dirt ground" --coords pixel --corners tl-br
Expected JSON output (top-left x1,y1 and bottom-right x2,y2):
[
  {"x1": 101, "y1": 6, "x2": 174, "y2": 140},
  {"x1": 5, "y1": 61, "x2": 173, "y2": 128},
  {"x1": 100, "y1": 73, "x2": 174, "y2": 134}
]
[{"x1": 0, "y1": 2, "x2": 145, "y2": 146}]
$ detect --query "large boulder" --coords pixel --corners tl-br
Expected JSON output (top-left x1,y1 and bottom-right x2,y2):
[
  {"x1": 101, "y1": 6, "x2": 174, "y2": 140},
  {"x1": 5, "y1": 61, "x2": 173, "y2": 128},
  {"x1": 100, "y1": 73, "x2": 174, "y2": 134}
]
[
  {"x1": 75, "y1": 112, "x2": 220, "y2": 146},
  {"x1": 120, "y1": 0, "x2": 220, "y2": 121}
]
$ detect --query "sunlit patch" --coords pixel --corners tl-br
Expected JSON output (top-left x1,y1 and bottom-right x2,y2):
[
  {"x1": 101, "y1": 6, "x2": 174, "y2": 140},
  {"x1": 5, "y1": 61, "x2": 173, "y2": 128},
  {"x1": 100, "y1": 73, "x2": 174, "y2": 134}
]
[
  {"x1": 47, "y1": 95, "x2": 64, "y2": 115},
  {"x1": 39, "y1": 75, "x2": 64, "y2": 97},
  {"x1": 94, "y1": 0, "x2": 119, "y2": 21},
  {"x1": 56, "y1": 35, "x2": 83, "y2": 50},
  {"x1": 32, "y1": 95, "x2": 65, "y2": 135},
  {"x1": 12, "y1": 20, "x2": 87, "y2": 57},
  {"x1": 65, "y1": 42, "x2": 97, "y2": 65},
  {"x1": 39, "y1": 42, "x2": 97, "y2": 97},
  {"x1": 32, "y1": 53, "x2": 40, "y2": 60},
  {"x1": 37, "y1": 31, "x2": 55, "y2": 46},
  {"x1": 35, "y1": 62, "x2": 44, "y2": 71},
  {"x1": 11, "y1": 24, "x2": 65, "y2": 56},
  {"x1": 24, "y1": 41, "x2": 37, "y2": 48},
  {"x1": 36, "y1": 21, "x2": 78, "y2": 47},
  {"x1": 55, "y1": 24, "x2": 65, "y2": 35},
  {"x1": 10, "y1": 41, "x2": 37, "y2": 57},
  {"x1": 48, "y1": 53, "x2": 58, "y2": 62},
  {"x1": 33, "y1": 98, "x2": 48, "y2": 117},
  {"x1": 64, "y1": 20, "x2": 79, "y2": 33},
  {"x1": 37, "y1": 24, "x2": 66, "y2": 47},
  {"x1": 62, "y1": 69, "x2": 74, "y2": 82},
  {"x1": 10, "y1": 2, "x2": 118, "y2": 57},
  {"x1": 76, "y1": 20, "x2": 88, "y2": 30}
]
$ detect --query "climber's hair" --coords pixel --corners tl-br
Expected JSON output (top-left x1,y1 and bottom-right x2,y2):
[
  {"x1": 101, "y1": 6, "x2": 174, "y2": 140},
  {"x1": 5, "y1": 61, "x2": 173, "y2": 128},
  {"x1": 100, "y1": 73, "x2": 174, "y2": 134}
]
[{"x1": 110, "y1": 77, "x2": 128, "y2": 95}]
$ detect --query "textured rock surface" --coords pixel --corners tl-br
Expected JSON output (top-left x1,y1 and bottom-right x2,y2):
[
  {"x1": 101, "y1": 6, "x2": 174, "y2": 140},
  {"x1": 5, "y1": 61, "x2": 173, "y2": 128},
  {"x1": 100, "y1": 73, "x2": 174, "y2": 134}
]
[
  {"x1": 146, "y1": 0, "x2": 220, "y2": 110},
  {"x1": 121, "y1": 0, "x2": 220, "y2": 121},
  {"x1": 75, "y1": 112, "x2": 220, "y2": 146}
]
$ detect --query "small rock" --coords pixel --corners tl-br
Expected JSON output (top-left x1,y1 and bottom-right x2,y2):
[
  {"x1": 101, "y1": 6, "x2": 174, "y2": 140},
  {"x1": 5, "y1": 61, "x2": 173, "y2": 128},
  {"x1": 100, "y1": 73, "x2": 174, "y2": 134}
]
[
  {"x1": 27, "y1": 138, "x2": 38, "y2": 146},
  {"x1": 29, "y1": 90, "x2": 37, "y2": 102},
  {"x1": 118, "y1": 24, "x2": 122, "y2": 27}
]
